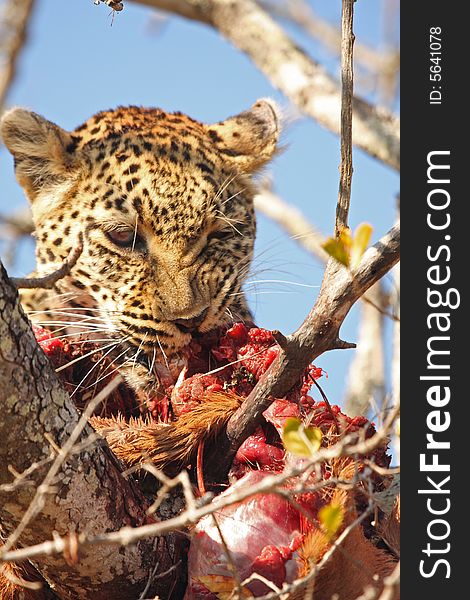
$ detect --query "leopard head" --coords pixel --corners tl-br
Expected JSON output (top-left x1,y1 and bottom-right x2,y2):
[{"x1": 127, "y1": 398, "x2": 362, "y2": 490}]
[{"x1": 1, "y1": 100, "x2": 280, "y2": 392}]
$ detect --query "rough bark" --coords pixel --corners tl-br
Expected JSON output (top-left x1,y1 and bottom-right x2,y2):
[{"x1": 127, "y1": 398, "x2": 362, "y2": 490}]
[
  {"x1": 0, "y1": 262, "x2": 185, "y2": 600},
  {"x1": 132, "y1": 0, "x2": 400, "y2": 170}
]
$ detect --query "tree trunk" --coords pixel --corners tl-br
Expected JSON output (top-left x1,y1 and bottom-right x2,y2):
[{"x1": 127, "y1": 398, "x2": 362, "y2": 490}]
[{"x1": 0, "y1": 261, "x2": 185, "y2": 599}]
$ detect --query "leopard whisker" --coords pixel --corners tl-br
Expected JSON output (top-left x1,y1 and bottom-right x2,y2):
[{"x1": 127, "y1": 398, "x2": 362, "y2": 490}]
[
  {"x1": 245, "y1": 290, "x2": 307, "y2": 296},
  {"x1": 224, "y1": 306, "x2": 248, "y2": 325},
  {"x1": 228, "y1": 308, "x2": 248, "y2": 324},
  {"x1": 69, "y1": 342, "x2": 124, "y2": 399},
  {"x1": 131, "y1": 334, "x2": 148, "y2": 376},
  {"x1": 131, "y1": 214, "x2": 139, "y2": 253},
  {"x1": 81, "y1": 345, "x2": 132, "y2": 391},
  {"x1": 84, "y1": 362, "x2": 126, "y2": 391},
  {"x1": 221, "y1": 187, "x2": 247, "y2": 206},
  {"x1": 215, "y1": 211, "x2": 244, "y2": 237},
  {"x1": 32, "y1": 319, "x2": 110, "y2": 329},
  {"x1": 228, "y1": 290, "x2": 248, "y2": 298},
  {"x1": 30, "y1": 309, "x2": 114, "y2": 322},
  {"x1": 32, "y1": 326, "x2": 108, "y2": 339},
  {"x1": 203, "y1": 346, "x2": 275, "y2": 378},
  {"x1": 32, "y1": 324, "x2": 113, "y2": 339},
  {"x1": 148, "y1": 346, "x2": 158, "y2": 376},
  {"x1": 215, "y1": 210, "x2": 244, "y2": 226},
  {"x1": 244, "y1": 278, "x2": 319, "y2": 289},
  {"x1": 155, "y1": 335, "x2": 169, "y2": 371},
  {"x1": 55, "y1": 338, "x2": 125, "y2": 374},
  {"x1": 29, "y1": 309, "x2": 116, "y2": 320},
  {"x1": 38, "y1": 331, "x2": 118, "y2": 344},
  {"x1": 28, "y1": 307, "x2": 108, "y2": 315},
  {"x1": 212, "y1": 173, "x2": 239, "y2": 205}
]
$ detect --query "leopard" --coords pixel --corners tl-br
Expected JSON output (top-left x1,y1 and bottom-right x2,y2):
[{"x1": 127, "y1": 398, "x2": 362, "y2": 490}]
[{"x1": 0, "y1": 100, "x2": 280, "y2": 396}]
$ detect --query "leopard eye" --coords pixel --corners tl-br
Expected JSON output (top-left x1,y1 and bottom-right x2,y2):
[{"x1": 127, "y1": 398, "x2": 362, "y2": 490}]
[{"x1": 106, "y1": 228, "x2": 137, "y2": 248}]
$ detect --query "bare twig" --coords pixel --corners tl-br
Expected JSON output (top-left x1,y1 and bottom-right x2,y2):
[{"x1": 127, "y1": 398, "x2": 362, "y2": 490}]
[
  {"x1": 362, "y1": 460, "x2": 400, "y2": 478},
  {"x1": 211, "y1": 514, "x2": 244, "y2": 597},
  {"x1": 240, "y1": 572, "x2": 282, "y2": 596},
  {"x1": 0, "y1": 0, "x2": 35, "y2": 113},
  {"x1": 1, "y1": 456, "x2": 52, "y2": 494},
  {"x1": 335, "y1": 0, "x2": 355, "y2": 235},
  {"x1": 131, "y1": 464, "x2": 197, "y2": 519},
  {"x1": 10, "y1": 242, "x2": 83, "y2": 289},
  {"x1": 130, "y1": 0, "x2": 399, "y2": 170},
  {"x1": 0, "y1": 563, "x2": 43, "y2": 591}
]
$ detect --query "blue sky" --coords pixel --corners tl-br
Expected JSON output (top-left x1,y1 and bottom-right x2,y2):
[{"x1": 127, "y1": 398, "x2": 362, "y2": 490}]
[{"x1": 0, "y1": 0, "x2": 399, "y2": 406}]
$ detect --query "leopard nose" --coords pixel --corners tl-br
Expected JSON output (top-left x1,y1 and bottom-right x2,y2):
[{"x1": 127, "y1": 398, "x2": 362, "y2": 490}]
[{"x1": 173, "y1": 308, "x2": 209, "y2": 333}]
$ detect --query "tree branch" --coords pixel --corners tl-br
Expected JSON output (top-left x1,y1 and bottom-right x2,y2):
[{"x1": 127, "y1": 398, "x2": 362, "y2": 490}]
[
  {"x1": 11, "y1": 242, "x2": 83, "y2": 289},
  {"x1": 208, "y1": 223, "x2": 400, "y2": 479},
  {"x1": 130, "y1": 0, "x2": 400, "y2": 170},
  {"x1": 0, "y1": 209, "x2": 34, "y2": 236},
  {"x1": 0, "y1": 0, "x2": 36, "y2": 113},
  {"x1": 260, "y1": 0, "x2": 399, "y2": 97},
  {"x1": 377, "y1": 561, "x2": 400, "y2": 600},
  {"x1": 0, "y1": 208, "x2": 34, "y2": 267}
]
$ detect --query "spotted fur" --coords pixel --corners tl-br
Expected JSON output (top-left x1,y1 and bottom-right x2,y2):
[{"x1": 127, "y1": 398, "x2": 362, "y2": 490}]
[{"x1": 0, "y1": 101, "x2": 280, "y2": 393}]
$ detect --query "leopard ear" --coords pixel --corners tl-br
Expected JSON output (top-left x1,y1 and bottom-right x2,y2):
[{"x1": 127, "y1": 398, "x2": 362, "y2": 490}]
[
  {"x1": 206, "y1": 99, "x2": 281, "y2": 173},
  {"x1": 0, "y1": 108, "x2": 78, "y2": 201}
]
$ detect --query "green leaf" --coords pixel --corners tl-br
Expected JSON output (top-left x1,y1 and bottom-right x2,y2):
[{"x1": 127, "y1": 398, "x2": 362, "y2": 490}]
[
  {"x1": 338, "y1": 226, "x2": 353, "y2": 250},
  {"x1": 282, "y1": 417, "x2": 322, "y2": 457},
  {"x1": 318, "y1": 503, "x2": 344, "y2": 539},
  {"x1": 322, "y1": 238, "x2": 350, "y2": 267},
  {"x1": 350, "y1": 222, "x2": 373, "y2": 270},
  {"x1": 322, "y1": 224, "x2": 373, "y2": 271}
]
